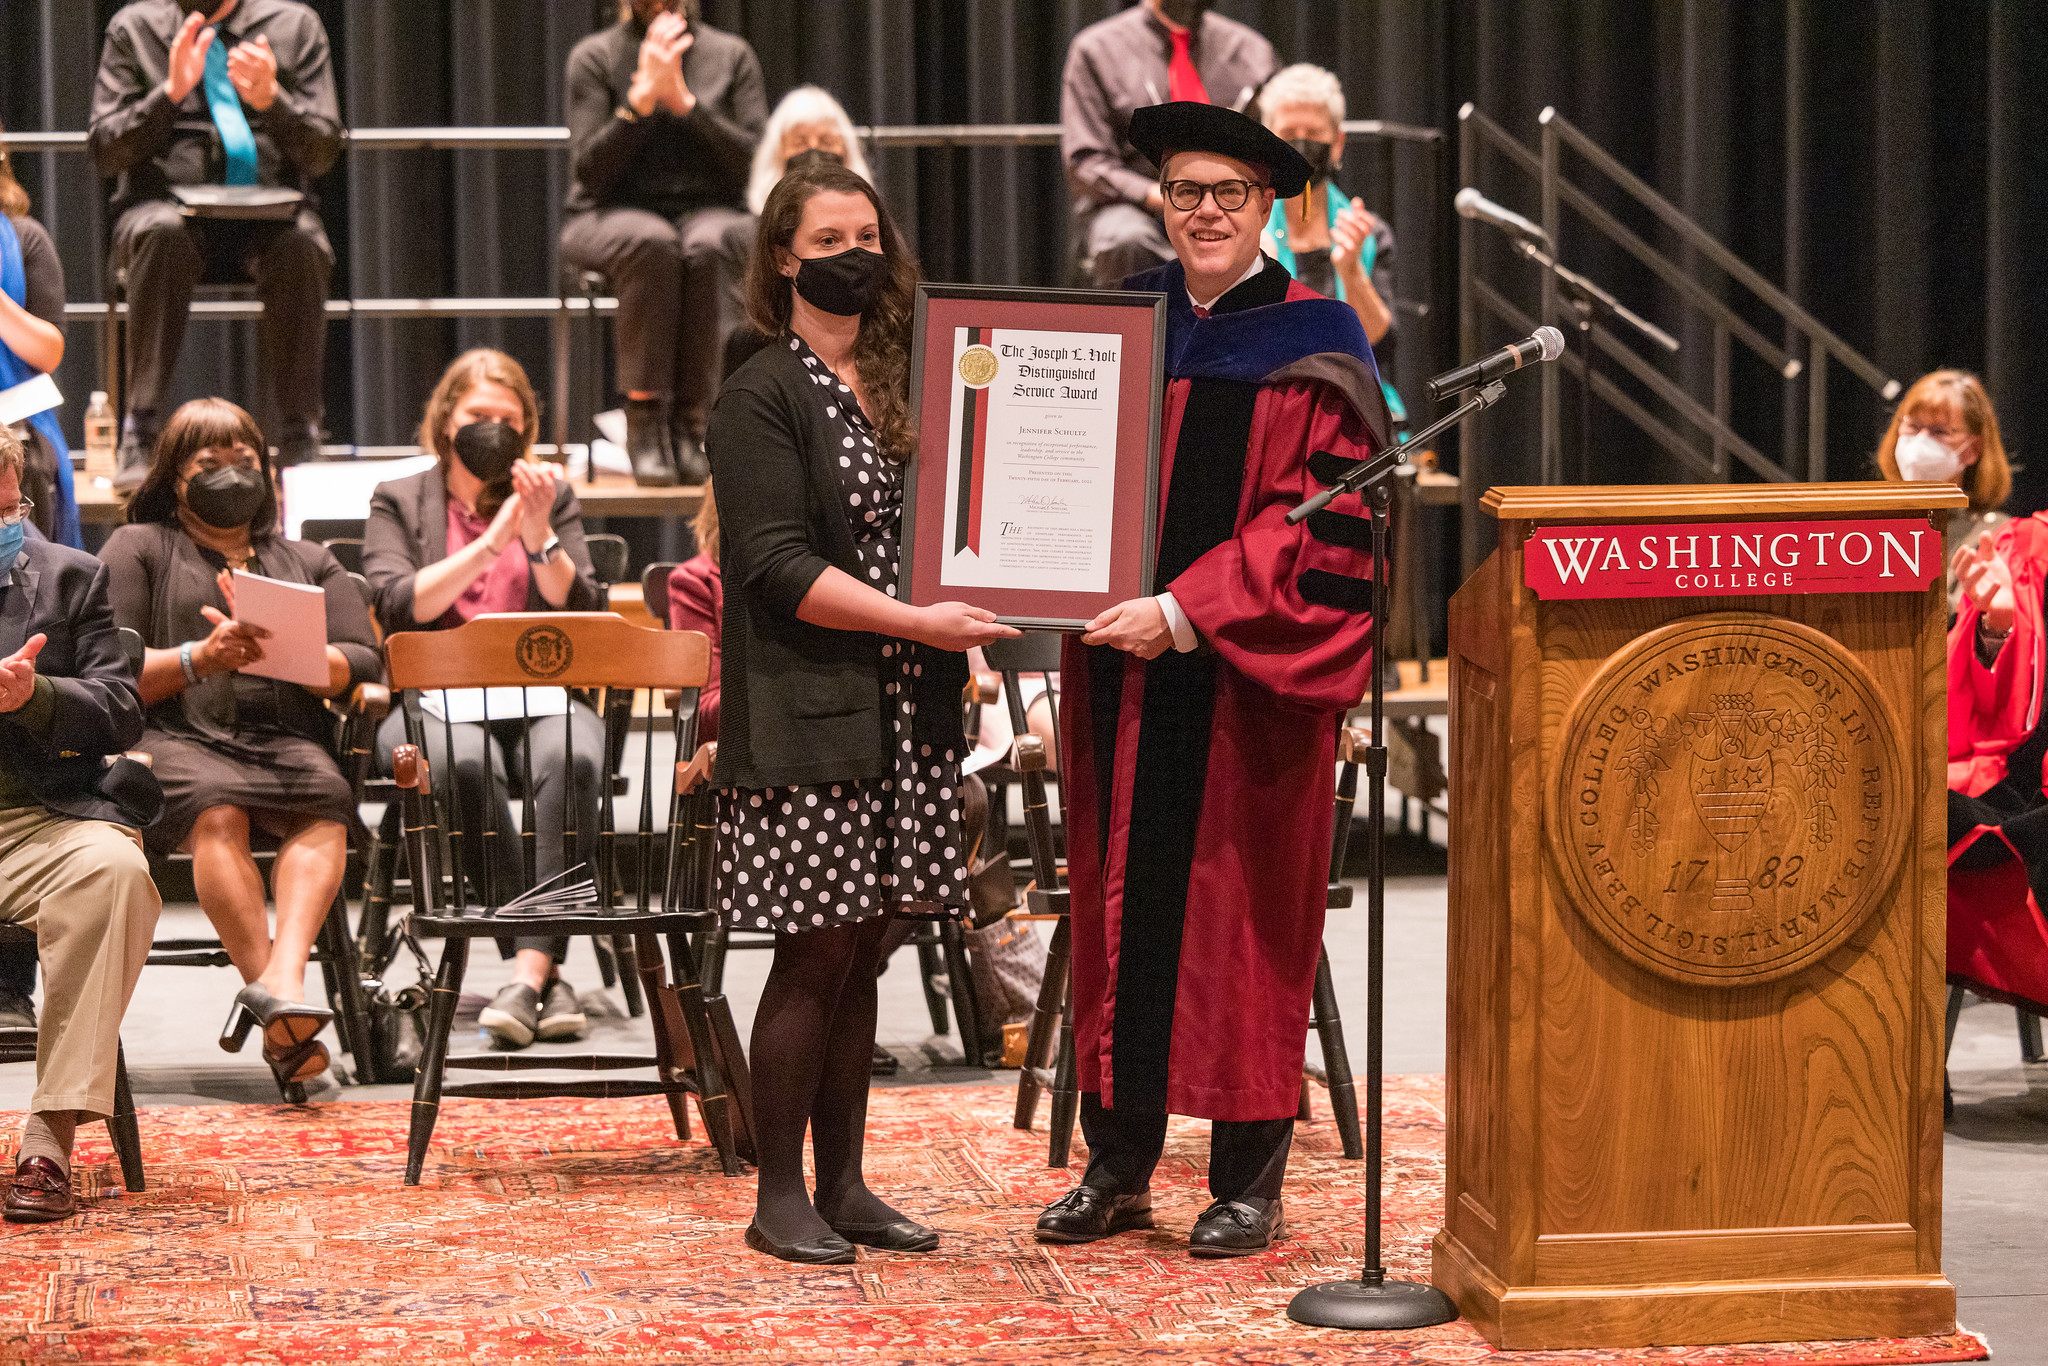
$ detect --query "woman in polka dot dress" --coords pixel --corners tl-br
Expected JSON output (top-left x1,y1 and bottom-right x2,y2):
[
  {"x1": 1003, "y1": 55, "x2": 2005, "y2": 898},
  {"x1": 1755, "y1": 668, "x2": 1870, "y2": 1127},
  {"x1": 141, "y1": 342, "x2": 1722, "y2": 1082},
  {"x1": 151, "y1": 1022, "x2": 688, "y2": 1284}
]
[{"x1": 706, "y1": 162, "x2": 1018, "y2": 1265}]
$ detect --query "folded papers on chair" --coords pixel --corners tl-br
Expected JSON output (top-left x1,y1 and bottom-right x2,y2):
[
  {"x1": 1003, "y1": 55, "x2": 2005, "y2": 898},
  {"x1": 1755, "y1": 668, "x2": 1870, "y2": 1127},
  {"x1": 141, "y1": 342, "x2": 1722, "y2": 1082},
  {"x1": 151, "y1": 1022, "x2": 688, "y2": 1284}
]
[
  {"x1": 480, "y1": 864, "x2": 601, "y2": 918},
  {"x1": 420, "y1": 687, "x2": 571, "y2": 724}
]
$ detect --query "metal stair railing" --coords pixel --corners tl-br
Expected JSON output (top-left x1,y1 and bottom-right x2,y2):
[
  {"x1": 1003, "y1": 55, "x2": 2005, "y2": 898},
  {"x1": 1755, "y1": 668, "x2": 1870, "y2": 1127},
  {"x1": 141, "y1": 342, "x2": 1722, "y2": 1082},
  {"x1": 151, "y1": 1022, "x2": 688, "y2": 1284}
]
[{"x1": 1455, "y1": 104, "x2": 1902, "y2": 574}]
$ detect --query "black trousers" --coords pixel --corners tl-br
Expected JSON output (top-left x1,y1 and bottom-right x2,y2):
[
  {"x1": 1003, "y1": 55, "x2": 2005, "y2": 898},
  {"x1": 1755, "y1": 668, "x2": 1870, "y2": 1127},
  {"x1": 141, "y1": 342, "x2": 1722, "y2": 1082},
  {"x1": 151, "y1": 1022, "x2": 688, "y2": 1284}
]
[
  {"x1": 111, "y1": 200, "x2": 333, "y2": 430},
  {"x1": 1079, "y1": 1092, "x2": 1295, "y2": 1203},
  {"x1": 377, "y1": 703, "x2": 608, "y2": 962},
  {"x1": 559, "y1": 205, "x2": 756, "y2": 433}
]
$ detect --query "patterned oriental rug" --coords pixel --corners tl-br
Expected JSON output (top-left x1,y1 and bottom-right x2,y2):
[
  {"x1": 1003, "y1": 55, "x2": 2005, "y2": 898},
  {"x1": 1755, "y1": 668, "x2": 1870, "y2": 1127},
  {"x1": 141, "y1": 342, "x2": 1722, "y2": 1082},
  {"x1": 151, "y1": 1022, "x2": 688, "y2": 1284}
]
[{"x1": 0, "y1": 1079, "x2": 1989, "y2": 1365}]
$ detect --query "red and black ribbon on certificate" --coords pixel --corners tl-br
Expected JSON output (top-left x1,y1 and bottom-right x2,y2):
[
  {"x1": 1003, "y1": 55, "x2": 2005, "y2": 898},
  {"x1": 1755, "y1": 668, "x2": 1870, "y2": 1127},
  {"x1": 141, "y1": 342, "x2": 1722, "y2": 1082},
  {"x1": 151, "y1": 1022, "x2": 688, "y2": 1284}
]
[{"x1": 954, "y1": 326, "x2": 992, "y2": 556}]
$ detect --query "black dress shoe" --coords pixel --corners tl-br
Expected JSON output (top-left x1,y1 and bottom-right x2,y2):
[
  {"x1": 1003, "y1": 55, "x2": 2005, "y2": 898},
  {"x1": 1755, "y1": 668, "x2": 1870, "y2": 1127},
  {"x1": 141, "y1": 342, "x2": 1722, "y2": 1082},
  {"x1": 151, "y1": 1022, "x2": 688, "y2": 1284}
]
[
  {"x1": 826, "y1": 1215, "x2": 940, "y2": 1253},
  {"x1": 1034, "y1": 1186, "x2": 1154, "y2": 1244},
  {"x1": 744, "y1": 1220, "x2": 857, "y2": 1265},
  {"x1": 4, "y1": 1157, "x2": 74, "y2": 1224},
  {"x1": 670, "y1": 425, "x2": 709, "y2": 484},
  {"x1": 113, "y1": 416, "x2": 158, "y2": 492},
  {"x1": 624, "y1": 397, "x2": 678, "y2": 488},
  {"x1": 1188, "y1": 1196, "x2": 1286, "y2": 1258}
]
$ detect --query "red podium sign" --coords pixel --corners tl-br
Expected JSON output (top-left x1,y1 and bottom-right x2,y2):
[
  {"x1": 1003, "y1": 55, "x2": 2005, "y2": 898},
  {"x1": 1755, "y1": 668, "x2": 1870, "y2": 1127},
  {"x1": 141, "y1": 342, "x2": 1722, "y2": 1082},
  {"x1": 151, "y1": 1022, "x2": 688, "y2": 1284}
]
[{"x1": 1523, "y1": 518, "x2": 1941, "y2": 600}]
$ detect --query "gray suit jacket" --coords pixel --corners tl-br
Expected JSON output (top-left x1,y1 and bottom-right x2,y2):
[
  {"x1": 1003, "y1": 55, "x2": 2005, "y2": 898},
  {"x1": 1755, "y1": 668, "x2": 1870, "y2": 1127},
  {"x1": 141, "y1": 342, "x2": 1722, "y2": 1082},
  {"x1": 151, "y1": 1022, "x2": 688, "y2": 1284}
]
[
  {"x1": 362, "y1": 468, "x2": 600, "y2": 637},
  {"x1": 0, "y1": 539, "x2": 159, "y2": 826}
]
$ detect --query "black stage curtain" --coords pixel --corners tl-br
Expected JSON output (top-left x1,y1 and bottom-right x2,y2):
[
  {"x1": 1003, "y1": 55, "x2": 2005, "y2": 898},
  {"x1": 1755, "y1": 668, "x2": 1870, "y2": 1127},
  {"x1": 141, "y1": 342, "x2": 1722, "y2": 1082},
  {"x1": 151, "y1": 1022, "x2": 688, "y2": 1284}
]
[{"x1": 5, "y1": 1, "x2": 2045, "y2": 524}]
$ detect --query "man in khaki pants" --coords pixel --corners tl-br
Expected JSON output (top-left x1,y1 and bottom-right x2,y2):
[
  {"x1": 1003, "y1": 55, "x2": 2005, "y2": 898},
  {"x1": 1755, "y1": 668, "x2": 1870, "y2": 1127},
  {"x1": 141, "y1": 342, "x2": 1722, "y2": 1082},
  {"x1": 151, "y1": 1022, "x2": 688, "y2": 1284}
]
[{"x1": 0, "y1": 429, "x2": 160, "y2": 1222}]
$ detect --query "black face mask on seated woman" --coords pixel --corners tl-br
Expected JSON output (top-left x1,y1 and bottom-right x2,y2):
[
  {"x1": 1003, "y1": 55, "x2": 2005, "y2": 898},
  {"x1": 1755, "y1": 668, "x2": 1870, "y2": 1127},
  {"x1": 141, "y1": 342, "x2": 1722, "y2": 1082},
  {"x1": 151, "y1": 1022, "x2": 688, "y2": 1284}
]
[
  {"x1": 793, "y1": 247, "x2": 889, "y2": 318},
  {"x1": 184, "y1": 466, "x2": 268, "y2": 531},
  {"x1": 453, "y1": 420, "x2": 525, "y2": 483},
  {"x1": 1288, "y1": 137, "x2": 1335, "y2": 188}
]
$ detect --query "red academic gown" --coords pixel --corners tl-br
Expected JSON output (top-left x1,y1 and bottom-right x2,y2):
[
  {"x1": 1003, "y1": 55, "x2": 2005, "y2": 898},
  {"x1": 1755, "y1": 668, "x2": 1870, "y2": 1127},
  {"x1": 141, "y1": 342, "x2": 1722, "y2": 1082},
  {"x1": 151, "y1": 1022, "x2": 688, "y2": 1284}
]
[
  {"x1": 1947, "y1": 513, "x2": 2048, "y2": 1012},
  {"x1": 1061, "y1": 259, "x2": 1387, "y2": 1121}
]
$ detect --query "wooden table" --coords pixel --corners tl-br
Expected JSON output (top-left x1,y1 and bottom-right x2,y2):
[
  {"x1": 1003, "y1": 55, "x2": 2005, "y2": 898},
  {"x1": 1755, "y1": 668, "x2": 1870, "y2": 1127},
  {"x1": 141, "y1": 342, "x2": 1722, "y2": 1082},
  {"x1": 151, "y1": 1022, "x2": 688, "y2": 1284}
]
[{"x1": 565, "y1": 475, "x2": 704, "y2": 520}]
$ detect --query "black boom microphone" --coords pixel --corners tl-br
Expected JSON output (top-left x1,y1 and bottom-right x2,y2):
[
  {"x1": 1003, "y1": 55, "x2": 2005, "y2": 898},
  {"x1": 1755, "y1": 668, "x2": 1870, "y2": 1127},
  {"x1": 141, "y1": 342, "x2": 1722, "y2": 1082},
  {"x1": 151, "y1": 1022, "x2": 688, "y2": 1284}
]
[{"x1": 1423, "y1": 326, "x2": 1565, "y2": 404}]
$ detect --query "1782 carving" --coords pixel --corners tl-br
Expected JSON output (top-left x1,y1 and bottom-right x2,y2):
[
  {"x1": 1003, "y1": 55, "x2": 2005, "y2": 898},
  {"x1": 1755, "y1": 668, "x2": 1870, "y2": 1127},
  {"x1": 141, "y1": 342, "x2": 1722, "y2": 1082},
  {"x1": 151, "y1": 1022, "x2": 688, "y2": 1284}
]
[{"x1": 1547, "y1": 613, "x2": 1909, "y2": 986}]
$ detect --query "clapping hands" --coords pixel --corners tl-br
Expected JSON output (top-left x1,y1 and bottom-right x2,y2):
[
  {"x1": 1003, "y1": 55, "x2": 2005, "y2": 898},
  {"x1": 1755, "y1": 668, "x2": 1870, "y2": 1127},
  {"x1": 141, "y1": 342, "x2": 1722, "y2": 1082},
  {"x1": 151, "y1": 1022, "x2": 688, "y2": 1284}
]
[
  {"x1": 628, "y1": 12, "x2": 696, "y2": 118},
  {"x1": 197, "y1": 567, "x2": 269, "y2": 674},
  {"x1": 1953, "y1": 531, "x2": 2017, "y2": 637},
  {"x1": 0, "y1": 634, "x2": 45, "y2": 714},
  {"x1": 164, "y1": 12, "x2": 278, "y2": 110},
  {"x1": 1331, "y1": 203, "x2": 1376, "y2": 272}
]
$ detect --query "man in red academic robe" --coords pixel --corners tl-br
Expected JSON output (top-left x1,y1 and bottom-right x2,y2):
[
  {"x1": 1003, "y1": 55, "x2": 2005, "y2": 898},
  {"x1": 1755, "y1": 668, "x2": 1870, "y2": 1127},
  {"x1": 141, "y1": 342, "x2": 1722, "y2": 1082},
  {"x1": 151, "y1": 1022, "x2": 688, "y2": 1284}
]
[{"x1": 1036, "y1": 102, "x2": 1388, "y2": 1257}]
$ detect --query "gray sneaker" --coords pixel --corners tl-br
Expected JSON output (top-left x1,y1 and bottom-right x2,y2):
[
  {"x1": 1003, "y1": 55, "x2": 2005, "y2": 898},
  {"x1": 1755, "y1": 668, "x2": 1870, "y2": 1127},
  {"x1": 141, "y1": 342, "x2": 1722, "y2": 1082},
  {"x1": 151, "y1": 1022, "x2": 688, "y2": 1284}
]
[
  {"x1": 0, "y1": 993, "x2": 34, "y2": 1033},
  {"x1": 536, "y1": 978, "x2": 587, "y2": 1041},
  {"x1": 478, "y1": 983, "x2": 541, "y2": 1048}
]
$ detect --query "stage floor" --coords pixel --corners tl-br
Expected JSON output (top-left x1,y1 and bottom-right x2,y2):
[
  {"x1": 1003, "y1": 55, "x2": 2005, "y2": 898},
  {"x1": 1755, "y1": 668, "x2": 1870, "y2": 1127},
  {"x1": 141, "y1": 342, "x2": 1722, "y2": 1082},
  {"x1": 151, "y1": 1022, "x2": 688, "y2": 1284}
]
[{"x1": 0, "y1": 870, "x2": 2039, "y2": 1361}]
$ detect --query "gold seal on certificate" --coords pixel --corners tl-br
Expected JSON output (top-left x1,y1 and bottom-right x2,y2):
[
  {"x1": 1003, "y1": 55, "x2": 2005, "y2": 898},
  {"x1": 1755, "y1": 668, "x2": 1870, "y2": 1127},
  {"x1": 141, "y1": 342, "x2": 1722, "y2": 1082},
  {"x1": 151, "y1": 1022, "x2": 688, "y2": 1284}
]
[
  {"x1": 957, "y1": 344, "x2": 999, "y2": 388},
  {"x1": 902, "y1": 284, "x2": 1166, "y2": 629}
]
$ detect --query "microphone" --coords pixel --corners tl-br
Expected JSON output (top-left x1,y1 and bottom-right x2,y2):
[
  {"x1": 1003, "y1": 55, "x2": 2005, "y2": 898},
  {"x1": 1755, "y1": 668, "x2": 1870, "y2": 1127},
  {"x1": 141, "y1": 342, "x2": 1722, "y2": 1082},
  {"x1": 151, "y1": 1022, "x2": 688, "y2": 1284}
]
[
  {"x1": 1424, "y1": 327, "x2": 1565, "y2": 403},
  {"x1": 1455, "y1": 187, "x2": 1550, "y2": 248}
]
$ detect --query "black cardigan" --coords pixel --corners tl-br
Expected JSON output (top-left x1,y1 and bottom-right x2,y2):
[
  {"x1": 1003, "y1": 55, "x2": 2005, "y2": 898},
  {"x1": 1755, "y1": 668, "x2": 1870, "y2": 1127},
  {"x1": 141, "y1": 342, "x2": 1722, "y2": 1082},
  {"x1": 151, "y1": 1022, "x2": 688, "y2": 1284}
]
[
  {"x1": 707, "y1": 337, "x2": 965, "y2": 791},
  {"x1": 362, "y1": 467, "x2": 601, "y2": 637}
]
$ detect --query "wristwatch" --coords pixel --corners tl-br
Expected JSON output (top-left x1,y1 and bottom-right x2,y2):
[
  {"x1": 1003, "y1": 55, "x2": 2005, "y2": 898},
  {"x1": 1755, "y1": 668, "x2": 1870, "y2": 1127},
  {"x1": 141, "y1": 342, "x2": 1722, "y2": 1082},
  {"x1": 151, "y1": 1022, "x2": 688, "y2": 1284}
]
[{"x1": 527, "y1": 535, "x2": 561, "y2": 566}]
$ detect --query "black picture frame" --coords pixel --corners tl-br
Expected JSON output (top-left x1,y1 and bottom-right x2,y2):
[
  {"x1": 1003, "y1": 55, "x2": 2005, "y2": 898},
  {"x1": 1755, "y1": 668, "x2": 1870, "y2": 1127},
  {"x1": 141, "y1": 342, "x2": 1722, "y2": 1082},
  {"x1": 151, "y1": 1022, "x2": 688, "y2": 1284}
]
[{"x1": 899, "y1": 282, "x2": 1168, "y2": 631}]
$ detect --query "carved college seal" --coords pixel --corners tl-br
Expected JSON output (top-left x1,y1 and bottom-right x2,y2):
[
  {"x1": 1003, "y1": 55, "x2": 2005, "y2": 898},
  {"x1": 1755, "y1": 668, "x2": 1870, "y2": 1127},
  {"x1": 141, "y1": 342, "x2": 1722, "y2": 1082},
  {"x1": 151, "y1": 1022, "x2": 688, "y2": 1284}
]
[
  {"x1": 515, "y1": 623, "x2": 574, "y2": 679},
  {"x1": 1546, "y1": 613, "x2": 1908, "y2": 986}
]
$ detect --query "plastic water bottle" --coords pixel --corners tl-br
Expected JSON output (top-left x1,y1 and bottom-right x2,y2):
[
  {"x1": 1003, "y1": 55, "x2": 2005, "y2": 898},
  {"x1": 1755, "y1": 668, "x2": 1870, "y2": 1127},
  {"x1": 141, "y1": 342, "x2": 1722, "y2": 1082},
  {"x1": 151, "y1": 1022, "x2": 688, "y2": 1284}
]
[{"x1": 84, "y1": 391, "x2": 117, "y2": 482}]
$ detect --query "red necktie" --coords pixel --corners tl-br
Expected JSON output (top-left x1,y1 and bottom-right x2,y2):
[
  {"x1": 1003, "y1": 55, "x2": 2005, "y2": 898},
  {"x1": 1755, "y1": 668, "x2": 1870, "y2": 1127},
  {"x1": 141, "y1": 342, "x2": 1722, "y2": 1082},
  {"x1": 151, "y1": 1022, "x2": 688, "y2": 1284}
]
[
  {"x1": 1168, "y1": 30, "x2": 1209, "y2": 104},
  {"x1": 1192, "y1": 304, "x2": 1211, "y2": 319}
]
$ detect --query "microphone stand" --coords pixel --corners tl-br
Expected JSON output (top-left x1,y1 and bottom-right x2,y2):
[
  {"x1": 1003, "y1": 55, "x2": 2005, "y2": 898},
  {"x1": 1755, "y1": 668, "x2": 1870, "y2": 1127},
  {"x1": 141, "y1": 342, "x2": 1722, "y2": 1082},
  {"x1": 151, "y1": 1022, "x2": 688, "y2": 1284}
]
[
  {"x1": 1511, "y1": 239, "x2": 1678, "y2": 485},
  {"x1": 1284, "y1": 379, "x2": 1508, "y2": 1333}
]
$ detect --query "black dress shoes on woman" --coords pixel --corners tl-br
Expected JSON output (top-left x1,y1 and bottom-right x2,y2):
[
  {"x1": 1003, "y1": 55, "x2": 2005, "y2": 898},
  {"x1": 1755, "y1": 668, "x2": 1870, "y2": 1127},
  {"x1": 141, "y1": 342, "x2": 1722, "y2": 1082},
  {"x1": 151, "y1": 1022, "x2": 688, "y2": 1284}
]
[
  {"x1": 743, "y1": 1221, "x2": 858, "y2": 1265},
  {"x1": 220, "y1": 983, "x2": 334, "y2": 1087},
  {"x1": 1034, "y1": 1186, "x2": 1155, "y2": 1244},
  {"x1": 825, "y1": 1213, "x2": 941, "y2": 1253},
  {"x1": 1188, "y1": 1196, "x2": 1286, "y2": 1258}
]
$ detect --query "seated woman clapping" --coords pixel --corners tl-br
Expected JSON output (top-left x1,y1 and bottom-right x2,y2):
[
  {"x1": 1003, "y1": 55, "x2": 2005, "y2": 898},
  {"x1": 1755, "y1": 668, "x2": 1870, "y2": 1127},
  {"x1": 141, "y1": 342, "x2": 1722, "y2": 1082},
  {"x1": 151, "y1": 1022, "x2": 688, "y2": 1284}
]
[
  {"x1": 100, "y1": 398, "x2": 381, "y2": 1092},
  {"x1": 1950, "y1": 519, "x2": 2048, "y2": 900},
  {"x1": 363, "y1": 348, "x2": 604, "y2": 1050}
]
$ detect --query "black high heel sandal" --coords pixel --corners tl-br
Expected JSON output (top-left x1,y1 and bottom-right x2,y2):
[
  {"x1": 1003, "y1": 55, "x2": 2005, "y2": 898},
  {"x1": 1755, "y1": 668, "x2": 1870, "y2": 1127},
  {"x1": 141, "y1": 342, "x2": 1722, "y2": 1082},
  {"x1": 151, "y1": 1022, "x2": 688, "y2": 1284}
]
[{"x1": 219, "y1": 983, "x2": 333, "y2": 1055}]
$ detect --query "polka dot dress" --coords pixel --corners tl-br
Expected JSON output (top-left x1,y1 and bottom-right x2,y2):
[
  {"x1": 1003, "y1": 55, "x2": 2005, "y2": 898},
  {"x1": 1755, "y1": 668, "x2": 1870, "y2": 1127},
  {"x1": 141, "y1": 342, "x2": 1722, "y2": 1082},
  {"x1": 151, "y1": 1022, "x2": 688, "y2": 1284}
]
[{"x1": 716, "y1": 337, "x2": 969, "y2": 935}]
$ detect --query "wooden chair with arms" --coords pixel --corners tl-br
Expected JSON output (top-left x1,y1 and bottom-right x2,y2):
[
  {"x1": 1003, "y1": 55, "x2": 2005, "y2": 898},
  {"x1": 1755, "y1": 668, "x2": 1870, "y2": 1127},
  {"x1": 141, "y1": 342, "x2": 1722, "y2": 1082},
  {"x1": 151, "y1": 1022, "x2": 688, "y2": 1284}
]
[{"x1": 383, "y1": 612, "x2": 751, "y2": 1183}]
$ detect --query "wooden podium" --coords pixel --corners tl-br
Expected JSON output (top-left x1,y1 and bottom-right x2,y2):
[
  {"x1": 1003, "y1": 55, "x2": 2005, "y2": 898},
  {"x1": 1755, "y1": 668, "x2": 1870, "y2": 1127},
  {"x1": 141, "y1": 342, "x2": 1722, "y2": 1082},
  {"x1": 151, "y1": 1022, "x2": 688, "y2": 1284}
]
[{"x1": 1434, "y1": 483, "x2": 1964, "y2": 1349}]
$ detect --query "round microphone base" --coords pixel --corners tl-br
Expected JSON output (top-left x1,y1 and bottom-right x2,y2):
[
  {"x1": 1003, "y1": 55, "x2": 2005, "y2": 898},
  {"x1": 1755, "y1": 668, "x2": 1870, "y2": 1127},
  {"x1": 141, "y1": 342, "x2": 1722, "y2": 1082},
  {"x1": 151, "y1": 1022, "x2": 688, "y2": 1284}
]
[{"x1": 1285, "y1": 1276, "x2": 1461, "y2": 1331}]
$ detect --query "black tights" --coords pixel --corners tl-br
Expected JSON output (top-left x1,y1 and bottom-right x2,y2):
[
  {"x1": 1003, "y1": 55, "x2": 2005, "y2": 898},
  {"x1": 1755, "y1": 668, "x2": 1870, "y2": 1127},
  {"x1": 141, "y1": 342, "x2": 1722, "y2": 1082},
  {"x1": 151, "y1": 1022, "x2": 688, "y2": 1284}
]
[{"x1": 748, "y1": 913, "x2": 901, "y2": 1242}]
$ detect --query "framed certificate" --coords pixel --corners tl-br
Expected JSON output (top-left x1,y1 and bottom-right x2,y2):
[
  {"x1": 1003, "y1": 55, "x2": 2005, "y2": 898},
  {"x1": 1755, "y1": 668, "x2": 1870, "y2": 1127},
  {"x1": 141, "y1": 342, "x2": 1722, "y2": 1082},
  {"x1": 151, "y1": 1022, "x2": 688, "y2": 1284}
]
[{"x1": 899, "y1": 283, "x2": 1167, "y2": 630}]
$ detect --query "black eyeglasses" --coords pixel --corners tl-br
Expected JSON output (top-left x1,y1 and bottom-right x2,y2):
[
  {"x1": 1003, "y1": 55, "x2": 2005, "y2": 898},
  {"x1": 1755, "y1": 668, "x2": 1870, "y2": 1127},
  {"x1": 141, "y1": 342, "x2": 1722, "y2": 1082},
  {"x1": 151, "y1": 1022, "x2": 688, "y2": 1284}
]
[{"x1": 1160, "y1": 178, "x2": 1268, "y2": 212}]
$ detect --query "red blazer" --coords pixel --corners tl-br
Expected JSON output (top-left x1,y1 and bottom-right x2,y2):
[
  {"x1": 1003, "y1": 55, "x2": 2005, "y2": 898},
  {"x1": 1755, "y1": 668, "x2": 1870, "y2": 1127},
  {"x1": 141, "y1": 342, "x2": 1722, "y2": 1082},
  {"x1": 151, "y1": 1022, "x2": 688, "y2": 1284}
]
[
  {"x1": 666, "y1": 554, "x2": 723, "y2": 742},
  {"x1": 1951, "y1": 513, "x2": 2048, "y2": 797}
]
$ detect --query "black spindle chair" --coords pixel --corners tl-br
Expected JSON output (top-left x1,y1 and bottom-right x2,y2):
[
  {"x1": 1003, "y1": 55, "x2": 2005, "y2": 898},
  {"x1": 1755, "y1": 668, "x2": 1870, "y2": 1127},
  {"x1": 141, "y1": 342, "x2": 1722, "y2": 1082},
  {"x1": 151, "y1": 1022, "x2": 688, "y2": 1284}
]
[{"x1": 383, "y1": 612, "x2": 750, "y2": 1183}]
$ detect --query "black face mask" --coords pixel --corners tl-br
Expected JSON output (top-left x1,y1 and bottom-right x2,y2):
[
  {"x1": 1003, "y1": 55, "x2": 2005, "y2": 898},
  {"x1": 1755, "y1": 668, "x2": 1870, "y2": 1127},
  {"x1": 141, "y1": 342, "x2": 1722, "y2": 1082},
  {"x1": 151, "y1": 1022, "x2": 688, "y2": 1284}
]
[
  {"x1": 453, "y1": 420, "x2": 525, "y2": 483},
  {"x1": 1289, "y1": 138, "x2": 1335, "y2": 188},
  {"x1": 184, "y1": 466, "x2": 268, "y2": 531},
  {"x1": 793, "y1": 247, "x2": 889, "y2": 318},
  {"x1": 1158, "y1": 0, "x2": 1212, "y2": 29},
  {"x1": 784, "y1": 147, "x2": 845, "y2": 175}
]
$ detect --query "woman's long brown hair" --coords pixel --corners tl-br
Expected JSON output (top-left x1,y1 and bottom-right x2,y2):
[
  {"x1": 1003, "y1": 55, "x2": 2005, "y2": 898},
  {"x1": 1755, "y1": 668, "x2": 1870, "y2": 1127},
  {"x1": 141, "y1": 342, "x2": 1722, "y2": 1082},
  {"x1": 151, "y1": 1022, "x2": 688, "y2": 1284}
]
[
  {"x1": 743, "y1": 161, "x2": 921, "y2": 461},
  {"x1": 417, "y1": 348, "x2": 541, "y2": 520}
]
